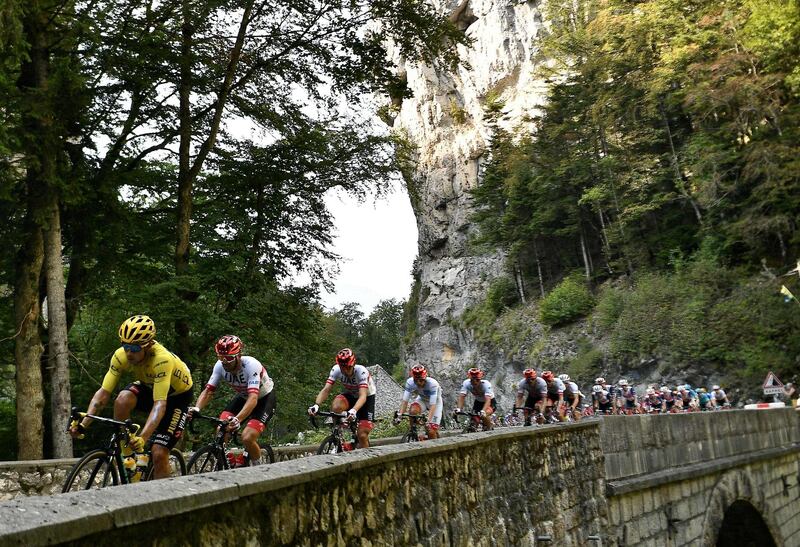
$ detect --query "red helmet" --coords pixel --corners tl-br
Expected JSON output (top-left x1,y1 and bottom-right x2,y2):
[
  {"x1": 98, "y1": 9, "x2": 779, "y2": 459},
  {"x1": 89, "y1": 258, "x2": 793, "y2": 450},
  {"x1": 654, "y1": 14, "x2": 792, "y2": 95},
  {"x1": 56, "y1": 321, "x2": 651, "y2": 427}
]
[
  {"x1": 411, "y1": 365, "x2": 427, "y2": 379},
  {"x1": 336, "y1": 348, "x2": 356, "y2": 366},
  {"x1": 215, "y1": 335, "x2": 243, "y2": 357},
  {"x1": 523, "y1": 368, "x2": 537, "y2": 379},
  {"x1": 467, "y1": 368, "x2": 484, "y2": 380},
  {"x1": 542, "y1": 370, "x2": 555, "y2": 382}
]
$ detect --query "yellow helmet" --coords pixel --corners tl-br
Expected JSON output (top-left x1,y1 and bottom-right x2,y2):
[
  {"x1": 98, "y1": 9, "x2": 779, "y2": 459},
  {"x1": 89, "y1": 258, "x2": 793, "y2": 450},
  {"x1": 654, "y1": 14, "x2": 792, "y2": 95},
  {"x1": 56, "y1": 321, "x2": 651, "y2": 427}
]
[{"x1": 118, "y1": 315, "x2": 156, "y2": 344}]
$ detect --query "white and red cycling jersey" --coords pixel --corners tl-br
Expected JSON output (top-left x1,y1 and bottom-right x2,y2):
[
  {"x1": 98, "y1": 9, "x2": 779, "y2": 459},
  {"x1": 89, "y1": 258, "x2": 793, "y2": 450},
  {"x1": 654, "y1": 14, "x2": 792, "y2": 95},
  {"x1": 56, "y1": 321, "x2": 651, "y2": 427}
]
[
  {"x1": 326, "y1": 364, "x2": 377, "y2": 396},
  {"x1": 459, "y1": 379, "x2": 495, "y2": 402},
  {"x1": 517, "y1": 377, "x2": 547, "y2": 398},
  {"x1": 204, "y1": 356, "x2": 273, "y2": 398}
]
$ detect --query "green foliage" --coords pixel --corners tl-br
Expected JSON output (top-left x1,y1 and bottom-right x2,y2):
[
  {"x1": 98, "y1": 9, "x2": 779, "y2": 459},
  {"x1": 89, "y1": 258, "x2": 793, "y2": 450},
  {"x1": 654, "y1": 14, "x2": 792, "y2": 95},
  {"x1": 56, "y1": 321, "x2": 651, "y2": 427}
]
[
  {"x1": 594, "y1": 253, "x2": 800, "y2": 383},
  {"x1": 539, "y1": 276, "x2": 595, "y2": 326},
  {"x1": 0, "y1": 400, "x2": 16, "y2": 460}
]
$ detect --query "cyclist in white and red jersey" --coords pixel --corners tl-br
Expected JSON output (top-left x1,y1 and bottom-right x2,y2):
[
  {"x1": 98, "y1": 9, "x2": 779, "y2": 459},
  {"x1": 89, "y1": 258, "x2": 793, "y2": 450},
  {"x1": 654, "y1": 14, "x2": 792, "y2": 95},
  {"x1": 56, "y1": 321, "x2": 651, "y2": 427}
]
[
  {"x1": 617, "y1": 379, "x2": 638, "y2": 414},
  {"x1": 308, "y1": 348, "x2": 376, "y2": 448},
  {"x1": 559, "y1": 374, "x2": 584, "y2": 421},
  {"x1": 190, "y1": 335, "x2": 275, "y2": 465},
  {"x1": 542, "y1": 371, "x2": 566, "y2": 421},
  {"x1": 456, "y1": 368, "x2": 495, "y2": 430},
  {"x1": 395, "y1": 365, "x2": 442, "y2": 439},
  {"x1": 515, "y1": 369, "x2": 547, "y2": 425}
]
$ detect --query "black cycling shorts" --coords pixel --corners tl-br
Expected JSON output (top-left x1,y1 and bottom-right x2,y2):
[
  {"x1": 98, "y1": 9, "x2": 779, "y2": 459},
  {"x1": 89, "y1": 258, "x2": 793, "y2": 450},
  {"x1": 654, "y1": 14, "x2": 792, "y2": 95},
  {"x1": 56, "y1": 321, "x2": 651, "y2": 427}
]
[
  {"x1": 471, "y1": 398, "x2": 497, "y2": 413},
  {"x1": 122, "y1": 381, "x2": 191, "y2": 449},
  {"x1": 339, "y1": 392, "x2": 375, "y2": 422},
  {"x1": 221, "y1": 391, "x2": 276, "y2": 433},
  {"x1": 524, "y1": 394, "x2": 543, "y2": 409}
]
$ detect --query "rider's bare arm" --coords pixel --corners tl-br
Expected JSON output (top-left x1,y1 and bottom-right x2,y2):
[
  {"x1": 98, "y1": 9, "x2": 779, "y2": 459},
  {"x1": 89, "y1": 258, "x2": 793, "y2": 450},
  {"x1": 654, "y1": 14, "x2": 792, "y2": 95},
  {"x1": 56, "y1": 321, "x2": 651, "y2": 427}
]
[
  {"x1": 315, "y1": 383, "x2": 333, "y2": 406},
  {"x1": 140, "y1": 400, "x2": 167, "y2": 442},
  {"x1": 236, "y1": 392, "x2": 259, "y2": 424}
]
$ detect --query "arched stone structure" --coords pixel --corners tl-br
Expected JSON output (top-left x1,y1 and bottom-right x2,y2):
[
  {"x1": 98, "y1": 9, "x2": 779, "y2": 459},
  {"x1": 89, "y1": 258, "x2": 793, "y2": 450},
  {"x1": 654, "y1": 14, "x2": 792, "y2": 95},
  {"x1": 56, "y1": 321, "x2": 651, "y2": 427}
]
[{"x1": 701, "y1": 468, "x2": 783, "y2": 546}]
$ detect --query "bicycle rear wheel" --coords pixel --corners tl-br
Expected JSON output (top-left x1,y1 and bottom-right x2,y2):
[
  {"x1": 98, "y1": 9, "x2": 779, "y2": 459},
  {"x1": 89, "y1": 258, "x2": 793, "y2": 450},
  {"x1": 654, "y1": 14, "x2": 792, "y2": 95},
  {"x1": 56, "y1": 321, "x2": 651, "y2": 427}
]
[
  {"x1": 317, "y1": 436, "x2": 341, "y2": 455},
  {"x1": 62, "y1": 449, "x2": 120, "y2": 492},
  {"x1": 143, "y1": 448, "x2": 187, "y2": 480},
  {"x1": 186, "y1": 445, "x2": 225, "y2": 474}
]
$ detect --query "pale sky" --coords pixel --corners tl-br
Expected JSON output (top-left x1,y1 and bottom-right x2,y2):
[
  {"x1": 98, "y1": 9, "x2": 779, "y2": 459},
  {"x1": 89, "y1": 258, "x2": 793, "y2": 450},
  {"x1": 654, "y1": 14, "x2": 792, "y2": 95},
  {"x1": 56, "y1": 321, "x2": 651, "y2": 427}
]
[{"x1": 320, "y1": 183, "x2": 418, "y2": 314}]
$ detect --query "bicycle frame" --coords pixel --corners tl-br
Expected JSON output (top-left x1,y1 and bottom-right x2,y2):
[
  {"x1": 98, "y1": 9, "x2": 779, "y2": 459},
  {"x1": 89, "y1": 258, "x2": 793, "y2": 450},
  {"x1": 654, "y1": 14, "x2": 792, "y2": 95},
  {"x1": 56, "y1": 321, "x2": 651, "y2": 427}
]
[
  {"x1": 188, "y1": 413, "x2": 242, "y2": 470},
  {"x1": 395, "y1": 411, "x2": 427, "y2": 441},
  {"x1": 452, "y1": 409, "x2": 487, "y2": 432},
  {"x1": 64, "y1": 408, "x2": 140, "y2": 490},
  {"x1": 309, "y1": 410, "x2": 358, "y2": 452}
]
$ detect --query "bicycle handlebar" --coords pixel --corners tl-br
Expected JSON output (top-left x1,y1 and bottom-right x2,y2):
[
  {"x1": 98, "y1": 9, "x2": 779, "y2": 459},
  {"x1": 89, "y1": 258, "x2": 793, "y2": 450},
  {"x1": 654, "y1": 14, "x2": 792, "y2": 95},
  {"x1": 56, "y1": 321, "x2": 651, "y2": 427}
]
[
  {"x1": 308, "y1": 410, "x2": 348, "y2": 429},
  {"x1": 394, "y1": 411, "x2": 427, "y2": 423},
  {"x1": 68, "y1": 406, "x2": 138, "y2": 434},
  {"x1": 187, "y1": 411, "x2": 237, "y2": 435}
]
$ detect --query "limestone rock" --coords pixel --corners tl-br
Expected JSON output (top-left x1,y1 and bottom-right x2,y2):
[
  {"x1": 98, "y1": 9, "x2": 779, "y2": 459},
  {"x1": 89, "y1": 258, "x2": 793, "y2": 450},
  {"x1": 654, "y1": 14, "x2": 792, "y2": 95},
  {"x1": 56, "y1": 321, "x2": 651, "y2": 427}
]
[{"x1": 394, "y1": 0, "x2": 552, "y2": 400}]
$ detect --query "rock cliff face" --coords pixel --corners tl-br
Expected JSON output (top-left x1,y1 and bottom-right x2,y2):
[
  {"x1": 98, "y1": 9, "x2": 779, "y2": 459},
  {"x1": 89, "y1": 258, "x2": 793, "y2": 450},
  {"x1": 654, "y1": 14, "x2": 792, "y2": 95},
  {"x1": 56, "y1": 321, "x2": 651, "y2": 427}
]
[{"x1": 394, "y1": 0, "x2": 551, "y2": 404}]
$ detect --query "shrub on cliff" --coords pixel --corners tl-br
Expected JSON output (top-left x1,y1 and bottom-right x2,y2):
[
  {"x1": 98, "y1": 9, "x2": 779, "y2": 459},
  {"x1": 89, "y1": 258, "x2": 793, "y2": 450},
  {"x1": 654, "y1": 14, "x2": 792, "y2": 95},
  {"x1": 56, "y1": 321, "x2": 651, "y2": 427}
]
[{"x1": 539, "y1": 275, "x2": 595, "y2": 326}]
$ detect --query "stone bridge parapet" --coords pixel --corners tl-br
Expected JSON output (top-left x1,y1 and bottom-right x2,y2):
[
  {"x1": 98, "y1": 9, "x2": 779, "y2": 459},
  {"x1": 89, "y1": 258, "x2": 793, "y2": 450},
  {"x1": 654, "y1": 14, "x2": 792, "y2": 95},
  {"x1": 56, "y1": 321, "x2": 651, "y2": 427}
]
[{"x1": 0, "y1": 410, "x2": 798, "y2": 546}]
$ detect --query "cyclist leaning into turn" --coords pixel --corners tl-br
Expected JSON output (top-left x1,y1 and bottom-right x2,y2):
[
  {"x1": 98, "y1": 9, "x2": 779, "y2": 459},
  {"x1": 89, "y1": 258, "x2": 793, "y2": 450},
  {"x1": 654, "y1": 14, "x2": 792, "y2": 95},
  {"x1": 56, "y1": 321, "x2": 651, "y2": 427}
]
[
  {"x1": 69, "y1": 315, "x2": 193, "y2": 479},
  {"x1": 189, "y1": 335, "x2": 276, "y2": 465},
  {"x1": 308, "y1": 348, "x2": 376, "y2": 448},
  {"x1": 394, "y1": 365, "x2": 442, "y2": 439}
]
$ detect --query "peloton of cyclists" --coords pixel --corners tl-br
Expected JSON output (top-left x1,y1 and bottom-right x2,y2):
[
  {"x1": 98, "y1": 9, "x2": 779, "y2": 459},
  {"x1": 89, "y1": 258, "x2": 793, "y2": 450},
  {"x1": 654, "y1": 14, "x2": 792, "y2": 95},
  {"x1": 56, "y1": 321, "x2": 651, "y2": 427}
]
[
  {"x1": 455, "y1": 368, "x2": 496, "y2": 431},
  {"x1": 617, "y1": 379, "x2": 639, "y2": 414},
  {"x1": 394, "y1": 365, "x2": 442, "y2": 439}
]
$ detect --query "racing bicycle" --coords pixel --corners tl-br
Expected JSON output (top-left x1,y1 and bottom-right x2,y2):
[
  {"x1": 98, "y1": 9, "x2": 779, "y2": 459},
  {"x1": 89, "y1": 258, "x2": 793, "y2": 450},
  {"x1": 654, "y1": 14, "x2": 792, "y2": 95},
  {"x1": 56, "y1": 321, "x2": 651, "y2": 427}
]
[
  {"x1": 186, "y1": 412, "x2": 275, "y2": 474},
  {"x1": 62, "y1": 408, "x2": 186, "y2": 492}
]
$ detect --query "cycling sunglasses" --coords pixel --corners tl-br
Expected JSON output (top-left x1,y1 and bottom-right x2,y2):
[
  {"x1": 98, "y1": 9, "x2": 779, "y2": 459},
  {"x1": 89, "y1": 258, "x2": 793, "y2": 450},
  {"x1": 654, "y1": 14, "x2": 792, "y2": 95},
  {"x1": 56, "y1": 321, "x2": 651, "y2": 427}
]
[
  {"x1": 122, "y1": 343, "x2": 143, "y2": 353},
  {"x1": 219, "y1": 354, "x2": 239, "y2": 364}
]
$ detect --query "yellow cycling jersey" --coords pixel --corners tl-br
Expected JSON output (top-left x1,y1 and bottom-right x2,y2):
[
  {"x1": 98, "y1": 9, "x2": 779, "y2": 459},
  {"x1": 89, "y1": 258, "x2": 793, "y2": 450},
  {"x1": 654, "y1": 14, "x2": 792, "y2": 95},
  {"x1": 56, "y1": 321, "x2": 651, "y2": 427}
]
[{"x1": 102, "y1": 342, "x2": 193, "y2": 400}]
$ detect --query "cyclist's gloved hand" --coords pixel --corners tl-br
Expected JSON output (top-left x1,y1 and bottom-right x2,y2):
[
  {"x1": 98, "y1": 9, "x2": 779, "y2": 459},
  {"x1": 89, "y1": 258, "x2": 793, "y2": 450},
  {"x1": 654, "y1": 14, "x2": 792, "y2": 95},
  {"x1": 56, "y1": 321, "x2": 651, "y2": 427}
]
[
  {"x1": 347, "y1": 408, "x2": 357, "y2": 421},
  {"x1": 68, "y1": 420, "x2": 85, "y2": 439},
  {"x1": 227, "y1": 416, "x2": 241, "y2": 431},
  {"x1": 128, "y1": 434, "x2": 145, "y2": 453},
  {"x1": 454, "y1": 408, "x2": 461, "y2": 415},
  {"x1": 308, "y1": 404, "x2": 319, "y2": 416},
  {"x1": 187, "y1": 406, "x2": 200, "y2": 420},
  {"x1": 392, "y1": 414, "x2": 402, "y2": 425},
  {"x1": 479, "y1": 410, "x2": 487, "y2": 417}
]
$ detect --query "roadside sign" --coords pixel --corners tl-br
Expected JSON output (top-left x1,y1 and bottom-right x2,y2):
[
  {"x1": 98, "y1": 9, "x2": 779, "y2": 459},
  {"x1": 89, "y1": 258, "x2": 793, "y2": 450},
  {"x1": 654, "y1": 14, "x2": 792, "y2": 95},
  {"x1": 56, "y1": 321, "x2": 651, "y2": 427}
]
[{"x1": 763, "y1": 371, "x2": 785, "y2": 395}]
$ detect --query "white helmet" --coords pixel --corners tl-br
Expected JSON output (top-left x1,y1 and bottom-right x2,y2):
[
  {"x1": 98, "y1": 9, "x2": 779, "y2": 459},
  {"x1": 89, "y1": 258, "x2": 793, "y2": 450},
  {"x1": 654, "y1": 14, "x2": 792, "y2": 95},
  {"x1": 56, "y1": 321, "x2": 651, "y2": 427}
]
[
  {"x1": 660, "y1": 386, "x2": 670, "y2": 392},
  {"x1": 592, "y1": 385, "x2": 602, "y2": 393},
  {"x1": 712, "y1": 385, "x2": 720, "y2": 390},
  {"x1": 595, "y1": 377, "x2": 605, "y2": 384},
  {"x1": 558, "y1": 374, "x2": 570, "y2": 382},
  {"x1": 618, "y1": 379, "x2": 628, "y2": 386},
  {"x1": 646, "y1": 388, "x2": 655, "y2": 395}
]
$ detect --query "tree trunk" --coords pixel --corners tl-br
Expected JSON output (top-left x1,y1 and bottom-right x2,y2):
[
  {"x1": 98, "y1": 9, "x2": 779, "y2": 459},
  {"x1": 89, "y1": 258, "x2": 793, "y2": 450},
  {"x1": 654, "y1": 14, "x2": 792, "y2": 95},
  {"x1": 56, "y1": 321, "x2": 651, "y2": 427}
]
[
  {"x1": 514, "y1": 261, "x2": 526, "y2": 304},
  {"x1": 175, "y1": 0, "x2": 254, "y2": 359},
  {"x1": 533, "y1": 239, "x2": 545, "y2": 298},
  {"x1": 580, "y1": 227, "x2": 591, "y2": 281},
  {"x1": 14, "y1": 209, "x2": 46, "y2": 460},
  {"x1": 43, "y1": 196, "x2": 72, "y2": 458},
  {"x1": 174, "y1": 0, "x2": 195, "y2": 359},
  {"x1": 659, "y1": 98, "x2": 703, "y2": 224},
  {"x1": 13, "y1": 5, "x2": 56, "y2": 460}
]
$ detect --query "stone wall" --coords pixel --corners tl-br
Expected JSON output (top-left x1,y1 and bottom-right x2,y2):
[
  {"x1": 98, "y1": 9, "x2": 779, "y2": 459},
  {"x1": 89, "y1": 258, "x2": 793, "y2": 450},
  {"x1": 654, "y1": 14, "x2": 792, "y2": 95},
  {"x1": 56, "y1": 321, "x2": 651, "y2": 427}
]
[
  {"x1": 600, "y1": 409, "x2": 800, "y2": 546},
  {"x1": 0, "y1": 422, "x2": 606, "y2": 546}
]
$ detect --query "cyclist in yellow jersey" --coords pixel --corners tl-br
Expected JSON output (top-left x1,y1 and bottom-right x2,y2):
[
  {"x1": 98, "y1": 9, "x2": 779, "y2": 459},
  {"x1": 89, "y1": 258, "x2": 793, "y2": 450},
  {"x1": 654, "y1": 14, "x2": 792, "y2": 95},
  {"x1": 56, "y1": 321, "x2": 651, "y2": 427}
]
[{"x1": 69, "y1": 315, "x2": 194, "y2": 479}]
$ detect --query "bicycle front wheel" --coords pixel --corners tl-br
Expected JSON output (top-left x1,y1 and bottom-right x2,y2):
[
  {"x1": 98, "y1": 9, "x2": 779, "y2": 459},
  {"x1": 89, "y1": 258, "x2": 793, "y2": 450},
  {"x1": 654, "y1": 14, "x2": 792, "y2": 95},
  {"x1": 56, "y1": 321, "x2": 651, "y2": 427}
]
[
  {"x1": 143, "y1": 448, "x2": 188, "y2": 481},
  {"x1": 62, "y1": 449, "x2": 120, "y2": 492},
  {"x1": 257, "y1": 444, "x2": 275, "y2": 464},
  {"x1": 317, "y1": 436, "x2": 341, "y2": 455},
  {"x1": 401, "y1": 432, "x2": 418, "y2": 443},
  {"x1": 186, "y1": 445, "x2": 225, "y2": 474}
]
